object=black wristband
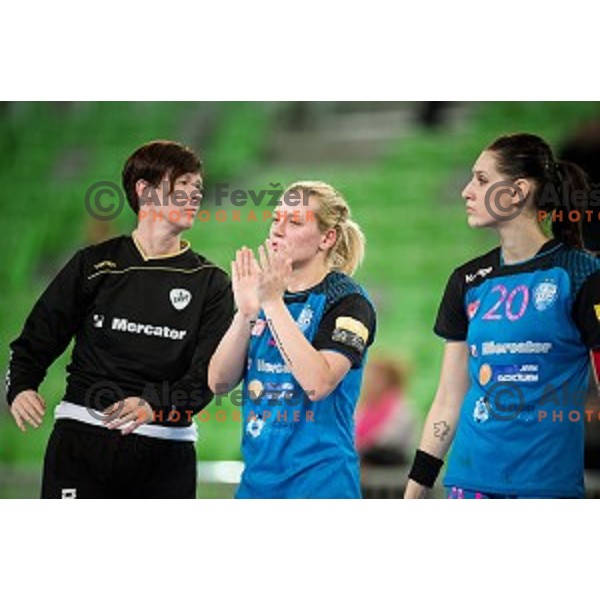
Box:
[408,449,444,488]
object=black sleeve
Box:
[6,250,89,406]
[141,270,235,415]
[573,269,600,350]
[312,294,376,369]
[433,268,468,341]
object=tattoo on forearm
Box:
[433,420,450,441]
[266,318,294,367]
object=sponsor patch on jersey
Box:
[256,359,291,374]
[473,397,490,423]
[112,317,187,340]
[479,363,493,386]
[263,381,296,403]
[332,316,369,354]
[169,288,192,311]
[297,306,314,332]
[481,340,552,355]
[533,280,558,311]
[467,300,481,320]
[335,317,368,341]
[595,303,600,322]
[247,379,264,401]
[246,414,265,438]
[494,363,539,383]
[61,488,77,499]
[251,319,267,336]
[479,362,539,385]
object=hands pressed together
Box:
[231,241,292,318]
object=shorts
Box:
[41,419,197,499]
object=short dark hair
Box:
[122,140,202,214]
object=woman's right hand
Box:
[232,247,261,318]
[10,390,46,432]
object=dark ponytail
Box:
[551,160,589,249]
[488,133,591,249]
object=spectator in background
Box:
[355,355,417,466]
[418,102,450,130]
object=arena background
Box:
[1,101,598,498]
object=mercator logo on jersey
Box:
[111,317,187,340]
[481,340,552,355]
[170,288,192,311]
[257,359,291,374]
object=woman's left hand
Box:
[103,397,154,435]
[257,241,292,308]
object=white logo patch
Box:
[473,398,489,424]
[170,288,192,311]
[297,306,314,332]
[246,415,265,439]
[61,488,77,499]
[93,314,104,328]
[251,319,266,337]
[533,280,558,311]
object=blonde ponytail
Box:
[282,181,365,275]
